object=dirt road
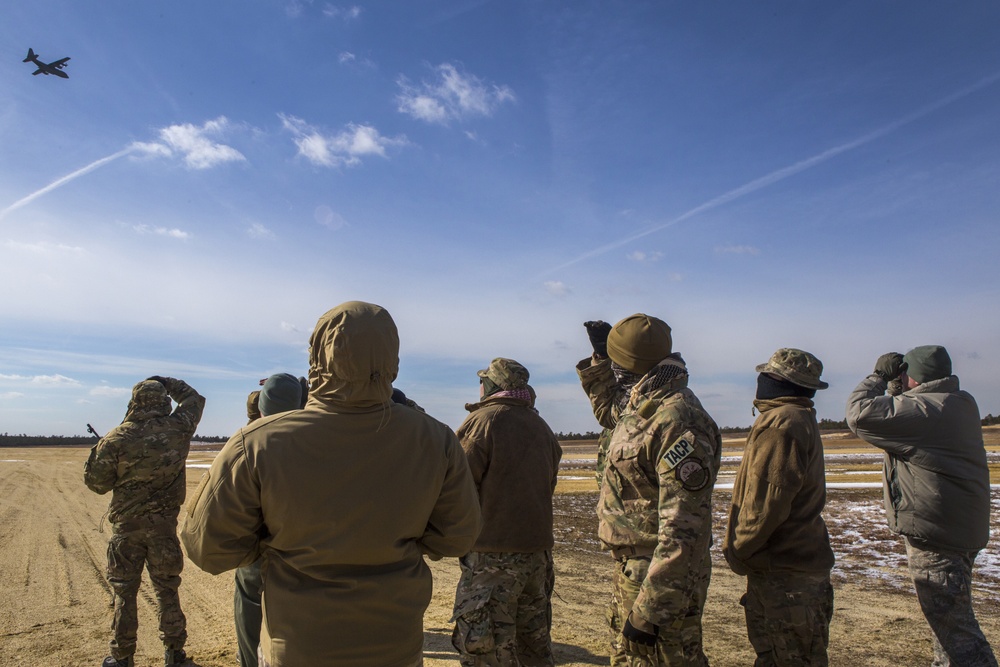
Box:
[1,446,997,666]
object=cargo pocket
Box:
[450,586,496,655]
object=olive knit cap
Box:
[259,373,303,416]
[606,314,673,375]
[902,345,952,384]
[755,348,829,390]
[477,357,529,390]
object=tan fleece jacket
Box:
[724,397,834,576]
[458,394,562,552]
[181,302,481,667]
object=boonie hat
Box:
[477,358,529,390]
[902,345,952,384]
[756,348,829,390]
[606,314,672,375]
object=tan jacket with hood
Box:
[181,302,482,667]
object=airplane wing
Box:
[51,57,70,69]
[32,69,43,76]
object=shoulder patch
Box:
[661,436,695,470]
[675,458,710,491]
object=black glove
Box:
[584,320,612,358]
[873,353,906,382]
[622,614,658,657]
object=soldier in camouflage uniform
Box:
[452,358,563,667]
[723,348,834,666]
[85,376,205,667]
[577,315,721,666]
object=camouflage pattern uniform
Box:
[452,551,555,667]
[452,358,562,667]
[580,353,722,666]
[905,541,998,667]
[85,377,205,663]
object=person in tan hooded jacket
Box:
[181,301,482,667]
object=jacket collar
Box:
[906,375,959,395]
[753,396,815,413]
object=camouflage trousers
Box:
[741,572,833,666]
[235,559,263,667]
[106,520,186,660]
[451,551,555,667]
[905,539,998,667]
[608,554,711,666]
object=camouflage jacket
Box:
[580,356,722,627]
[84,377,205,526]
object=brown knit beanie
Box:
[606,314,672,375]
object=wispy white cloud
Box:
[715,244,760,255]
[4,240,85,255]
[280,321,301,333]
[338,51,376,69]
[137,117,246,170]
[544,280,570,297]
[0,392,24,399]
[89,385,130,398]
[285,1,305,18]
[133,224,190,240]
[627,250,664,262]
[323,4,361,19]
[280,114,407,167]
[247,222,275,240]
[314,205,348,230]
[396,63,516,125]
[0,373,81,387]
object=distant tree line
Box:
[4,414,999,447]
[554,431,602,440]
[0,433,229,447]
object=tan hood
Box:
[306,301,398,411]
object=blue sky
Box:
[3,1,999,438]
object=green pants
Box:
[106,522,186,660]
[235,559,263,667]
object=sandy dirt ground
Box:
[2,438,999,667]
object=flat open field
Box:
[2,429,999,666]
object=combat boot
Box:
[164,648,187,665]
[101,657,134,667]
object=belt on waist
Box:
[611,545,655,560]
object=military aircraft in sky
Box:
[23,48,70,78]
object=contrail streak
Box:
[542,71,1000,277]
[0,147,136,220]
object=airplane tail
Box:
[23,48,35,63]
